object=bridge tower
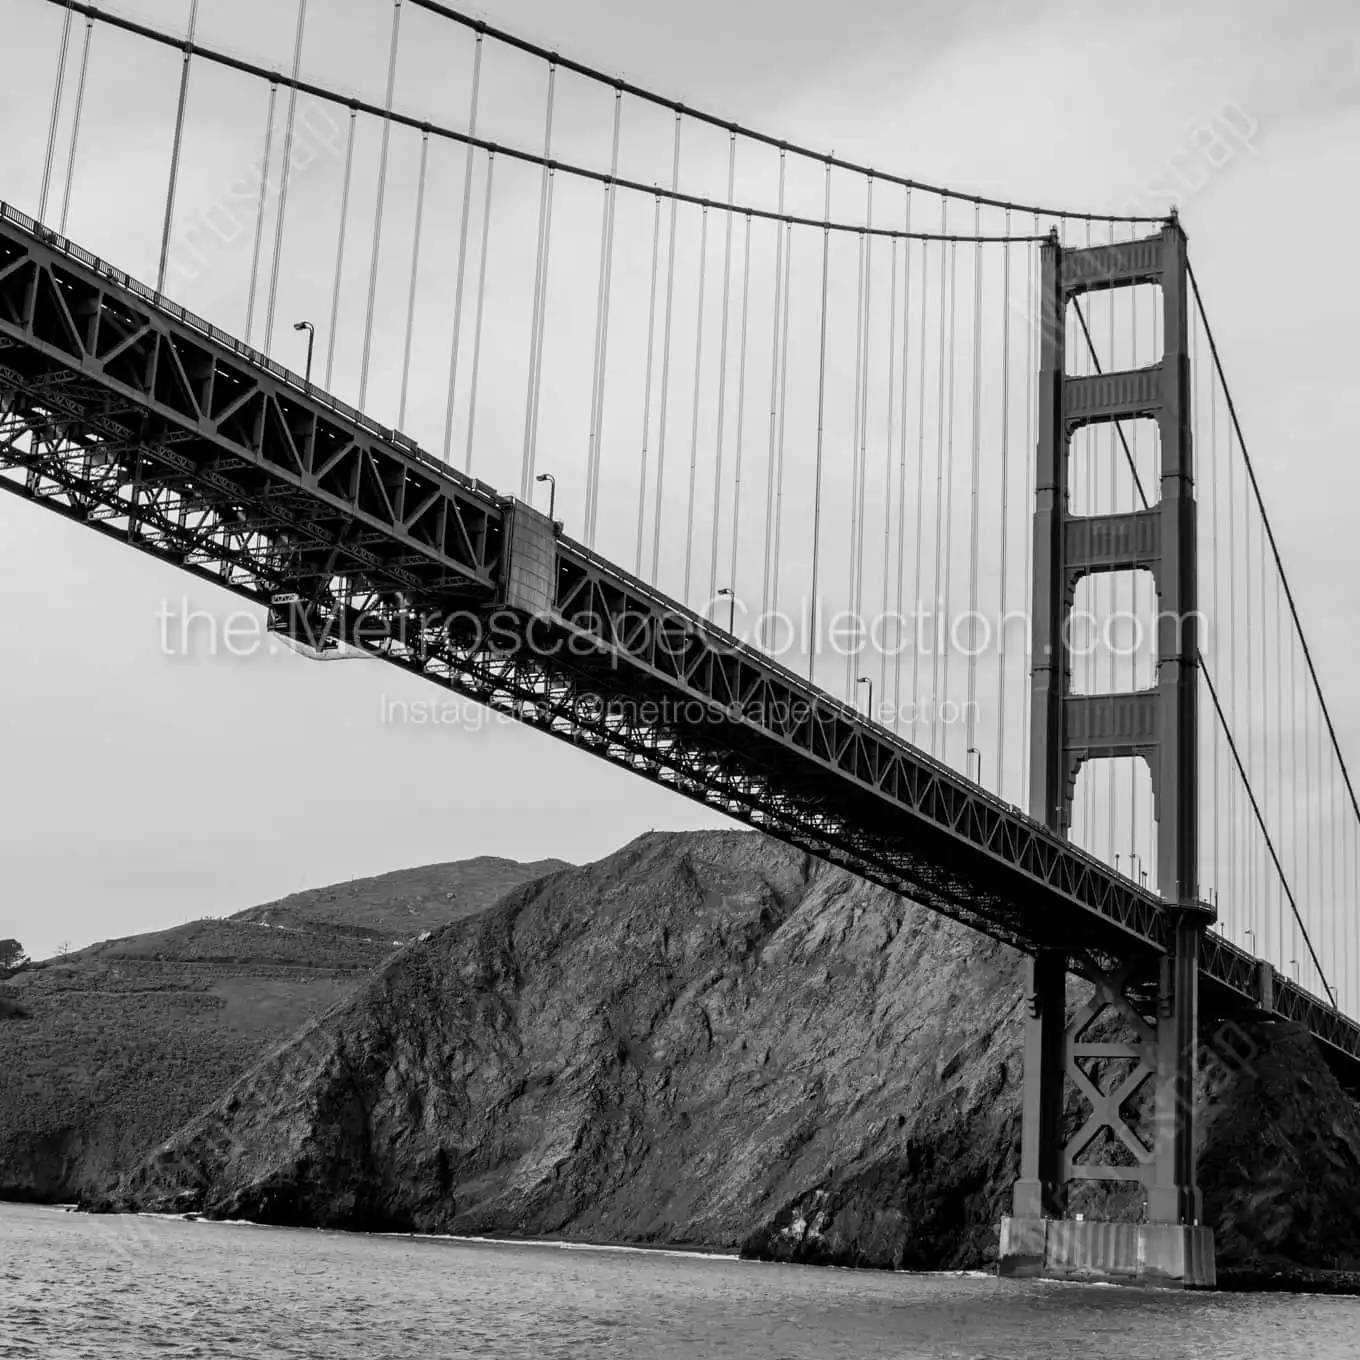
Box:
[997,220,1217,1287]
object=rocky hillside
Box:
[0,856,564,1204]
[108,830,1360,1272]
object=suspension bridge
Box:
[2,0,1357,1288]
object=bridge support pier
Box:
[997,220,1215,1289]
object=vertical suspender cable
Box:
[358,0,404,412]
[39,1,75,225]
[844,224,867,700]
[995,213,1011,791]
[1130,249,1141,869]
[1203,312,1220,910]
[444,32,484,462]
[464,150,496,469]
[1106,224,1117,862]
[398,127,431,428]
[1226,362,1238,935]
[768,215,794,639]
[525,151,558,495]
[1245,498,1257,937]
[910,232,932,737]
[759,148,787,646]
[585,88,623,542]
[682,203,711,602]
[245,80,280,345]
[263,0,309,357]
[58,17,93,235]
[1022,215,1037,789]
[635,186,664,573]
[892,190,913,732]
[965,205,983,770]
[852,181,874,700]
[727,213,753,628]
[878,216,899,717]
[807,161,832,684]
[443,30,481,462]
[324,105,359,390]
[649,112,684,579]
[1275,563,1284,963]
[156,0,200,292]
[707,132,738,601]
[937,234,959,765]
[928,200,950,754]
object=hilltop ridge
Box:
[0,854,566,1203]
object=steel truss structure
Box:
[1,202,1357,1091]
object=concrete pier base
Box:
[997,1217,1216,1289]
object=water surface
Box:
[3,1202,1357,1358]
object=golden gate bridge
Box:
[2,0,1357,1287]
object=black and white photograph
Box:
[1,0,1358,1355]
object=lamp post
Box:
[857,675,873,722]
[535,471,556,523]
[293,320,315,383]
[966,745,981,784]
[717,586,736,634]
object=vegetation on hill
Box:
[0,857,564,1203]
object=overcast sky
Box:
[1,0,1357,962]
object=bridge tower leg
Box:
[996,221,1216,1288]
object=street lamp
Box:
[293,320,315,383]
[857,675,873,722]
[717,586,736,634]
[966,745,981,784]
[535,471,556,522]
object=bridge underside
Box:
[1,205,1359,1106]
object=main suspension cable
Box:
[1188,261,1360,849]
[399,0,1165,222]
[39,3,1054,246]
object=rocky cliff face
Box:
[0,856,560,1204]
[109,830,1360,1272]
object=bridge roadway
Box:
[1,200,1357,1086]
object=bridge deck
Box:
[1,200,1356,1085]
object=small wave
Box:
[425,1233,743,1262]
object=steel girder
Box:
[2,202,1359,1083]
[0,205,502,612]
